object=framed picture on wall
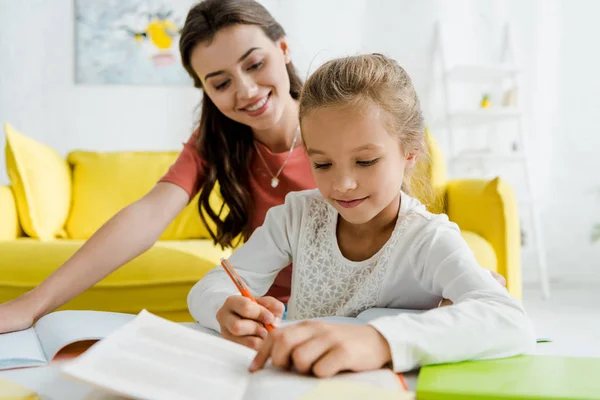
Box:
[74,0,196,85]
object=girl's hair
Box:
[179,0,303,248]
[298,53,434,207]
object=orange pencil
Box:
[220,258,276,332]
[397,373,408,391]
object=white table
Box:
[2,336,560,399]
[1,363,102,400]
[0,363,418,400]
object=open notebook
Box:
[0,310,136,370]
[61,310,406,400]
[0,307,423,371]
[1,306,549,373]
[282,307,424,327]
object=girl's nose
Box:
[332,173,357,194]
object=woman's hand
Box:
[217,295,284,350]
[0,292,40,333]
[249,321,392,378]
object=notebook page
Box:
[281,315,363,327]
[356,308,424,322]
[62,310,256,400]
[244,368,403,400]
[35,310,136,362]
[179,322,222,337]
[0,328,46,370]
[299,380,412,400]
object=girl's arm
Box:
[369,219,536,372]
[188,192,303,332]
[0,182,190,333]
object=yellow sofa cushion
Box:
[4,123,71,240]
[461,231,497,273]
[65,151,213,240]
[0,185,20,240]
[0,238,230,321]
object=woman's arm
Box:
[369,218,536,372]
[0,182,190,333]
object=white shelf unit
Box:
[445,64,520,82]
[451,152,527,163]
[436,108,522,128]
[431,21,551,299]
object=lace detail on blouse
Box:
[290,198,413,320]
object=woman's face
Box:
[190,24,293,132]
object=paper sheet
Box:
[298,380,413,400]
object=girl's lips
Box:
[336,197,367,209]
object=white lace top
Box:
[188,190,535,372]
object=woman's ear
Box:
[278,37,291,64]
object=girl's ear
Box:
[405,152,418,169]
[277,37,292,64]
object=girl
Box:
[188,54,535,376]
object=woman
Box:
[0,0,312,333]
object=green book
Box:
[416,355,600,400]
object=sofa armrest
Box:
[445,177,522,299]
[0,185,21,240]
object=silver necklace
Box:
[253,127,300,188]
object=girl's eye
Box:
[215,80,230,90]
[357,158,379,167]
[248,61,263,71]
[313,162,331,170]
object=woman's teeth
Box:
[245,96,268,111]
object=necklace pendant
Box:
[271,177,279,188]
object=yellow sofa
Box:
[0,124,231,321]
[425,135,522,299]
[0,124,522,323]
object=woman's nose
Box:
[237,74,258,100]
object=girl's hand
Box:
[249,321,392,378]
[216,295,284,350]
[490,270,507,287]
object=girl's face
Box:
[302,103,417,226]
[190,24,293,132]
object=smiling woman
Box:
[0,0,316,334]
[178,7,309,246]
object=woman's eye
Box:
[313,162,331,169]
[215,80,230,90]
[248,61,263,71]
[357,158,379,167]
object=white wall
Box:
[0,0,199,187]
[539,0,600,282]
[1,0,598,282]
